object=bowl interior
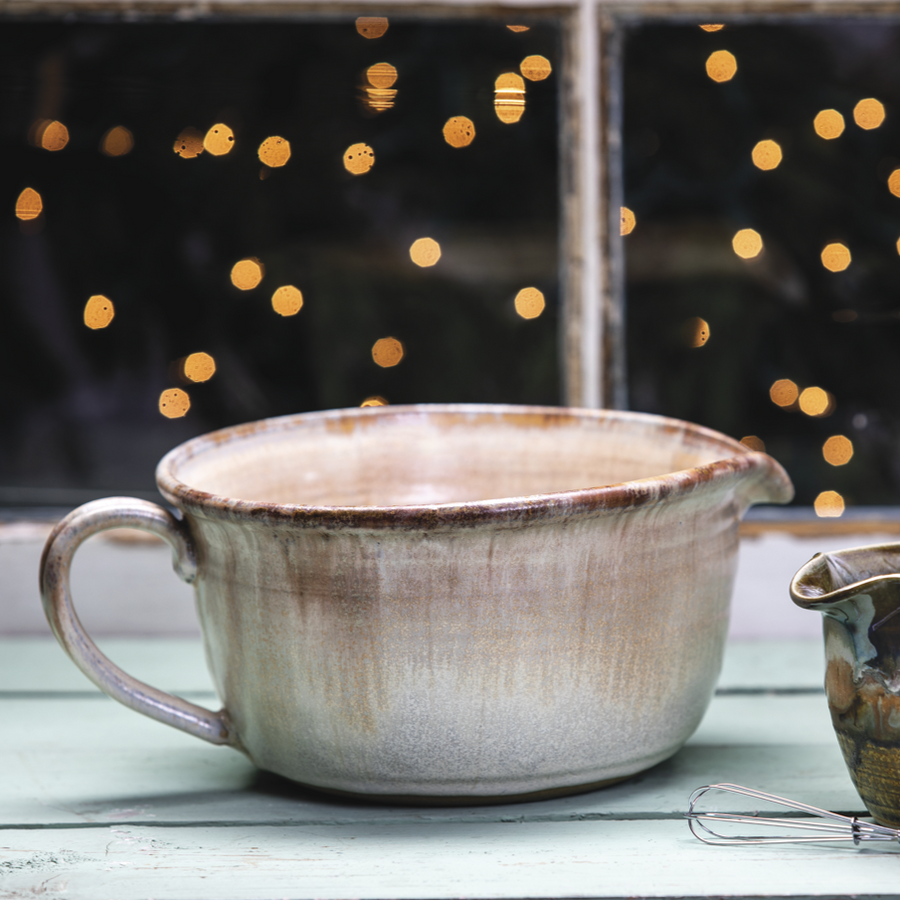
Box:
[165,405,747,508]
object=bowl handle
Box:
[39,497,234,747]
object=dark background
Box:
[5,18,900,508]
[624,22,900,506]
[0,18,560,500]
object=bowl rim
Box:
[156,403,791,530]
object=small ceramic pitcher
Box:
[791,543,900,826]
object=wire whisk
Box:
[686,783,900,846]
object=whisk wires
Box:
[686,783,900,846]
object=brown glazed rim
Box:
[155,403,794,531]
[790,541,900,609]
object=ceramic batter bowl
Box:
[41,404,793,803]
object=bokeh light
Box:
[363,64,398,112]
[853,98,885,130]
[410,237,441,267]
[751,139,782,171]
[740,435,766,452]
[732,228,763,259]
[361,396,388,406]
[507,25,530,32]
[343,143,375,175]
[15,187,42,221]
[799,386,832,417]
[100,126,134,157]
[356,17,388,38]
[372,337,404,368]
[699,24,725,31]
[231,258,265,290]
[705,51,737,83]
[367,62,397,88]
[443,116,476,148]
[823,435,854,466]
[159,388,190,419]
[821,242,851,272]
[204,124,235,156]
[683,316,710,347]
[814,490,845,518]
[814,109,845,140]
[83,295,115,330]
[495,72,526,124]
[889,169,900,198]
[514,287,545,319]
[271,285,304,317]
[258,136,291,168]
[620,207,637,236]
[39,120,69,151]
[770,379,799,407]
[184,352,216,383]
[520,55,552,82]
[173,127,204,158]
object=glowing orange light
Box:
[751,139,782,171]
[372,337,404,368]
[520,55,552,82]
[184,352,216,383]
[231,258,265,291]
[514,287,545,319]
[732,228,763,259]
[495,72,526,124]
[361,396,388,407]
[507,24,530,32]
[799,387,831,417]
[258,136,291,168]
[271,285,304,317]
[706,51,737,83]
[343,143,375,175]
[699,24,725,31]
[15,188,42,221]
[443,116,476,148]
[821,242,851,272]
[620,207,636,236]
[853,98,885,130]
[362,64,398,113]
[83,295,115,330]
[410,237,441,267]
[100,126,134,157]
[740,435,766,452]
[683,317,710,348]
[367,63,397,88]
[814,490,845,518]
[204,124,235,156]
[889,169,900,198]
[159,388,190,419]
[356,17,388,38]
[814,109,845,140]
[39,120,69,151]
[174,127,204,159]
[769,379,799,408]
[823,435,854,466]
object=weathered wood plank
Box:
[0,693,860,827]
[1,818,897,900]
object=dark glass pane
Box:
[0,19,559,499]
[625,23,900,507]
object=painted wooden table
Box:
[2,637,898,899]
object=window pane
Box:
[625,22,900,506]
[1,19,559,499]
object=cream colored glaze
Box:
[42,404,793,803]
